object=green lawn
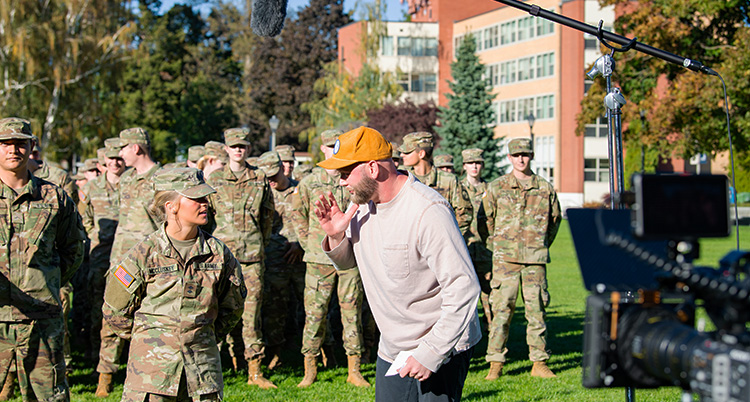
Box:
[13,222,750,401]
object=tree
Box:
[577,0,750,172]
[0,0,134,162]
[246,0,352,152]
[301,62,402,162]
[366,99,438,144]
[434,33,502,180]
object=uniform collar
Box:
[156,223,217,264]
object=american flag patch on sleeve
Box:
[114,265,134,288]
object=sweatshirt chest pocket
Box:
[380,244,410,279]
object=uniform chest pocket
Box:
[380,244,410,279]
[28,204,57,245]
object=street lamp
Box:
[526,112,535,146]
[269,115,280,151]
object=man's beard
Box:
[351,174,378,204]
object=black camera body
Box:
[571,174,750,401]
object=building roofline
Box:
[453,4,508,24]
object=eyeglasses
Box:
[510,153,532,158]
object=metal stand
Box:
[586,22,634,210]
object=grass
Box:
[9,222,749,401]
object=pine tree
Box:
[435,33,502,180]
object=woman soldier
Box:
[102,167,246,401]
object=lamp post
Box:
[526,112,535,146]
[269,115,280,151]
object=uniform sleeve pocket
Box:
[380,244,410,279]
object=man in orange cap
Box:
[314,126,481,402]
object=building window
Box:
[535,94,554,119]
[518,56,533,81]
[536,52,555,78]
[475,30,483,51]
[397,37,411,56]
[500,20,516,45]
[485,64,499,87]
[533,135,555,184]
[381,36,394,56]
[397,72,409,91]
[500,60,516,84]
[490,101,499,127]
[410,73,437,92]
[584,158,609,182]
[517,98,534,122]
[584,79,594,95]
[536,16,554,36]
[584,116,608,137]
[483,26,498,50]
[499,100,516,123]
[425,38,438,56]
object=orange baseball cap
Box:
[317,126,393,170]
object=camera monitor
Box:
[568,208,669,291]
[632,174,730,239]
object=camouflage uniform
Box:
[207,158,274,363]
[461,149,493,321]
[30,160,78,370]
[0,117,86,402]
[98,128,162,376]
[257,153,305,351]
[399,133,473,240]
[102,224,245,400]
[482,165,561,364]
[81,168,121,356]
[291,166,364,358]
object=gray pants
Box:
[375,348,473,402]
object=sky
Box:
[161,0,409,22]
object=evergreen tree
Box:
[435,33,502,180]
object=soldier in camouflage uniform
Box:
[187,145,205,169]
[199,141,227,177]
[257,151,305,371]
[95,127,162,397]
[0,117,85,402]
[207,128,276,389]
[399,132,473,240]
[434,154,455,174]
[461,149,493,327]
[275,144,296,179]
[482,138,561,380]
[291,129,369,388]
[27,136,79,375]
[292,163,313,181]
[103,168,245,401]
[81,138,126,363]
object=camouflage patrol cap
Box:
[119,127,150,146]
[257,151,281,177]
[293,163,313,179]
[104,137,124,158]
[391,142,400,159]
[462,148,484,163]
[321,129,344,147]
[433,154,454,168]
[0,117,34,140]
[508,138,533,155]
[97,148,106,165]
[398,132,433,153]
[187,145,205,163]
[82,158,99,172]
[153,167,216,199]
[204,141,228,162]
[224,128,251,146]
[275,144,295,162]
[246,156,259,167]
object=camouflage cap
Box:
[462,148,485,163]
[204,141,228,162]
[391,142,400,159]
[0,117,34,140]
[508,138,533,155]
[104,137,124,158]
[71,172,85,181]
[154,167,215,199]
[246,156,259,167]
[275,144,295,162]
[321,129,344,147]
[187,145,205,163]
[119,127,150,146]
[434,154,454,168]
[293,163,313,179]
[224,128,251,146]
[97,148,106,165]
[257,151,281,177]
[82,158,99,172]
[398,132,433,153]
